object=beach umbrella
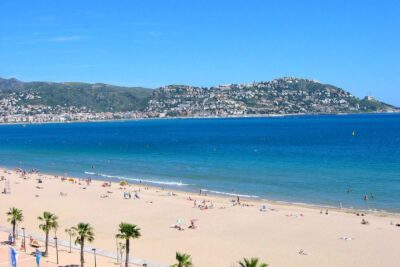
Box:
[176,219,185,225]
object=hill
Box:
[147,77,397,116]
[0,77,397,123]
[0,78,152,114]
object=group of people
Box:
[171,219,198,231]
[193,199,214,210]
[123,191,140,199]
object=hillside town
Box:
[147,77,389,117]
[0,90,150,123]
[0,77,397,124]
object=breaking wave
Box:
[84,171,189,186]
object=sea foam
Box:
[84,171,189,186]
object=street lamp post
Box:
[54,237,59,264]
[65,228,72,253]
[92,248,97,267]
[21,227,26,252]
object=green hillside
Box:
[0,78,153,112]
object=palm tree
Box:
[65,227,75,253]
[116,222,141,267]
[171,252,193,267]
[238,257,268,267]
[38,211,59,257]
[72,223,95,267]
[6,207,23,244]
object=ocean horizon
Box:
[0,113,399,212]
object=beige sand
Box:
[0,168,399,267]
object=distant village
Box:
[147,77,365,117]
[0,92,151,124]
[0,77,396,124]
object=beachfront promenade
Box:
[0,226,167,267]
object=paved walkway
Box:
[0,226,167,267]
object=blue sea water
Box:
[0,114,399,212]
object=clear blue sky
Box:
[1,0,399,106]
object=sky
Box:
[0,0,399,106]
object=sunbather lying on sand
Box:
[170,224,184,231]
[299,249,309,255]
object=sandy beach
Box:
[1,167,399,267]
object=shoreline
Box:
[3,165,400,218]
[0,110,399,126]
[1,166,400,266]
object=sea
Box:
[0,113,399,212]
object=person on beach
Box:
[361,219,369,225]
[35,248,42,267]
[364,194,369,201]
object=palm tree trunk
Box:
[80,239,85,267]
[45,230,49,256]
[125,238,130,267]
[12,222,16,245]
